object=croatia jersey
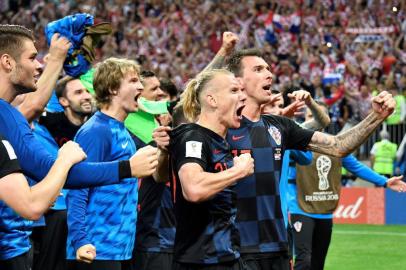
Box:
[66,111,138,260]
[132,135,176,253]
[170,123,240,264]
[0,99,124,260]
[227,115,314,254]
[0,135,32,260]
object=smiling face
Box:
[9,39,41,94]
[114,71,144,114]
[60,79,93,116]
[240,56,274,106]
[209,73,246,129]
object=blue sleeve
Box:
[0,103,122,188]
[290,150,313,166]
[342,154,387,186]
[66,188,90,250]
[67,124,112,251]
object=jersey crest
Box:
[268,126,281,145]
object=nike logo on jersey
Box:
[231,135,244,141]
[121,141,129,149]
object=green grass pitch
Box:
[324,224,406,270]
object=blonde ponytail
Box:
[180,69,234,122]
[181,79,200,122]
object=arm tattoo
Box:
[203,54,226,72]
[307,112,381,157]
[305,99,330,130]
[302,119,322,131]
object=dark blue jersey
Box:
[132,134,176,253]
[170,123,239,264]
[227,115,314,254]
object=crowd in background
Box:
[1,0,406,168]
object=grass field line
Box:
[334,229,406,237]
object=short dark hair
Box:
[140,70,156,79]
[0,24,34,60]
[159,78,178,98]
[172,105,189,127]
[226,48,263,76]
[55,76,75,99]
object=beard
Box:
[10,64,37,94]
[70,103,93,117]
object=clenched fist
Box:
[371,91,396,119]
[130,145,159,178]
[152,126,171,150]
[233,153,254,179]
[76,244,96,263]
[221,31,239,54]
[58,141,87,166]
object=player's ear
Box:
[205,93,217,108]
[0,54,15,72]
[58,97,69,107]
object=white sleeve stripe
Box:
[2,140,17,160]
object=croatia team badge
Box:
[294,221,302,232]
[268,126,281,145]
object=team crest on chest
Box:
[293,221,302,232]
[268,126,281,145]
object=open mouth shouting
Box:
[134,92,142,108]
[236,104,245,120]
[262,84,272,92]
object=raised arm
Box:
[288,90,331,130]
[202,31,239,72]
[18,34,71,122]
[306,91,396,157]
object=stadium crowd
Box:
[1,0,405,148]
[0,1,406,270]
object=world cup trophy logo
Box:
[316,155,331,191]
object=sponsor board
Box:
[333,187,385,225]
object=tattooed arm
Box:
[288,90,330,131]
[306,91,396,157]
[202,32,238,72]
[302,98,330,130]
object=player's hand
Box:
[58,141,87,166]
[76,244,96,263]
[371,91,396,119]
[386,175,406,193]
[288,90,312,106]
[268,92,283,106]
[47,33,71,62]
[233,153,254,178]
[157,113,172,126]
[221,31,239,55]
[130,145,159,178]
[281,100,306,118]
[152,126,171,151]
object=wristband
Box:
[119,160,132,179]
